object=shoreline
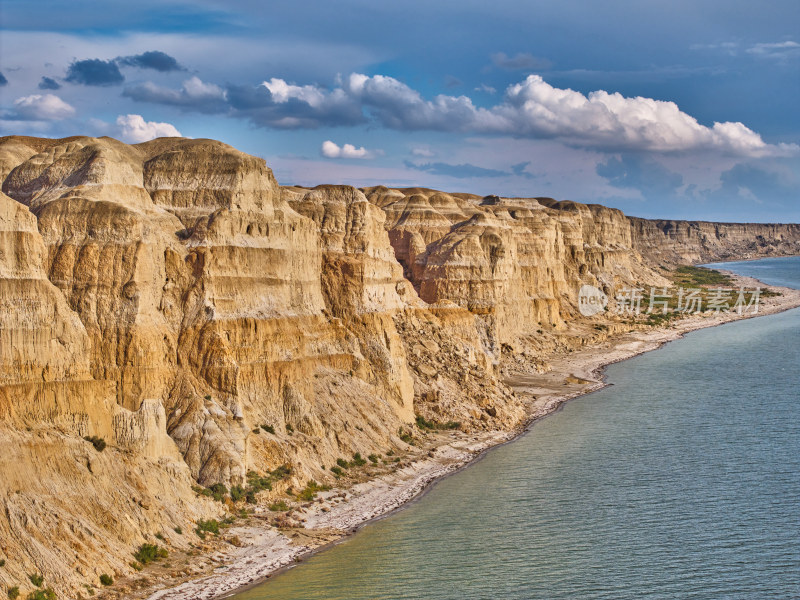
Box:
[142,271,800,600]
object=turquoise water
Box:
[237,256,800,600]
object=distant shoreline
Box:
[142,270,800,600]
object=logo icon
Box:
[578,284,608,316]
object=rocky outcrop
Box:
[0,135,798,598]
[630,218,800,264]
[362,189,669,355]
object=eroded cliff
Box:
[0,135,798,598]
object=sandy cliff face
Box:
[630,218,800,264]
[363,188,669,355]
[0,135,798,598]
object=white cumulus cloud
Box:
[13,94,75,120]
[493,75,794,156]
[118,70,797,158]
[320,140,377,159]
[116,114,182,143]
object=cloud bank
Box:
[126,73,796,158]
[64,51,184,86]
[123,77,227,113]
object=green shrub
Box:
[330,466,344,477]
[246,472,272,491]
[195,519,220,537]
[192,485,212,498]
[24,589,54,600]
[260,424,275,434]
[415,415,435,430]
[398,428,414,445]
[99,574,113,586]
[243,471,272,503]
[28,574,43,588]
[0,559,5,567]
[7,587,19,600]
[207,483,228,502]
[191,482,229,502]
[368,454,380,463]
[252,428,260,434]
[336,458,349,469]
[154,533,164,541]
[415,416,460,431]
[83,436,106,452]
[230,485,245,502]
[129,562,143,572]
[350,453,367,467]
[270,465,292,479]
[268,500,289,512]
[296,480,330,501]
[133,543,167,565]
[173,526,182,535]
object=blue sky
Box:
[1,0,798,221]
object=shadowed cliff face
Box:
[0,135,798,598]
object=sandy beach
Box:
[137,272,800,600]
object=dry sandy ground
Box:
[137,273,800,600]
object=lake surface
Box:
[237,256,800,600]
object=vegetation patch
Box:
[7,588,19,600]
[296,480,331,501]
[229,485,245,502]
[672,265,733,287]
[24,590,55,600]
[268,500,290,512]
[99,574,113,586]
[194,519,220,539]
[398,428,415,445]
[133,543,168,565]
[271,465,292,479]
[415,415,460,431]
[350,453,367,467]
[83,436,106,452]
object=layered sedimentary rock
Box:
[630,217,800,264]
[363,188,669,354]
[0,135,798,598]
